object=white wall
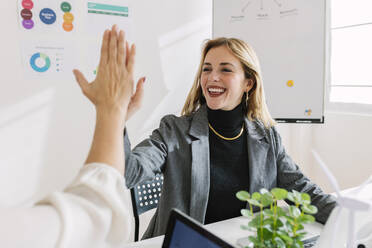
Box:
[277,111,372,194]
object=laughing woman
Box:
[124,37,336,239]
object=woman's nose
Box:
[209,71,220,81]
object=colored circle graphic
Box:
[287,80,294,87]
[39,8,57,25]
[63,12,74,22]
[30,53,51,72]
[22,0,34,9]
[22,19,34,29]
[63,22,73,32]
[61,2,72,12]
[21,9,33,19]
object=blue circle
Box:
[39,8,56,24]
[30,53,51,72]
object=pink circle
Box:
[22,0,34,10]
[22,19,34,29]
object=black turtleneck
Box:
[204,103,249,224]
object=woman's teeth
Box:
[208,88,225,93]
[207,87,226,97]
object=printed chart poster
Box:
[85,0,132,39]
[18,0,77,33]
[83,0,132,81]
[21,41,76,80]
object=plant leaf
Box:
[286,219,294,229]
[274,237,286,248]
[287,192,295,203]
[262,227,273,240]
[260,188,269,194]
[252,192,262,201]
[276,218,284,228]
[236,191,251,201]
[248,236,260,246]
[292,190,302,204]
[263,209,274,217]
[277,231,293,244]
[263,218,273,227]
[271,188,288,200]
[289,206,301,218]
[292,240,302,248]
[241,209,253,218]
[261,193,274,207]
[301,205,318,214]
[247,199,262,207]
[277,207,287,217]
[240,224,250,230]
[248,215,261,228]
[301,193,311,205]
[299,214,315,223]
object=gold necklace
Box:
[208,123,244,141]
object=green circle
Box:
[61,2,71,12]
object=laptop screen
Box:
[162,209,234,248]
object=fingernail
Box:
[143,77,146,83]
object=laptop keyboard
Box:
[303,235,319,248]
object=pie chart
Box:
[30,53,51,72]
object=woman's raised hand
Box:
[73,25,145,124]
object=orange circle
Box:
[287,80,294,87]
[305,109,312,116]
[63,12,74,23]
[63,22,73,32]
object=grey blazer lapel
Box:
[188,105,210,222]
[245,119,270,195]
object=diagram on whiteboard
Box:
[214,0,326,122]
[21,41,76,80]
[18,0,76,33]
[230,0,298,22]
[17,0,132,82]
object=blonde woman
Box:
[124,38,336,239]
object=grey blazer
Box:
[124,105,336,239]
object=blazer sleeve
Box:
[124,116,171,189]
[271,127,336,224]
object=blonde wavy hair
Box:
[181,37,276,128]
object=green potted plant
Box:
[236,188,318,248]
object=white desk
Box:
[123,216,323,248]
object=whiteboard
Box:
[213,0,327,123]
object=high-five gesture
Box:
[72,25,145,172]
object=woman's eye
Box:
[202,68,211,72]
[222,68,232,72]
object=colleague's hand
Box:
[73,25,141,122]
[126,76,145,121]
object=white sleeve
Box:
[0,163,132,248]
[39,163,133,248]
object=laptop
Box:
[162,209,235,248]
[162,208,319,248]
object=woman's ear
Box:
[245,78,254,92]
